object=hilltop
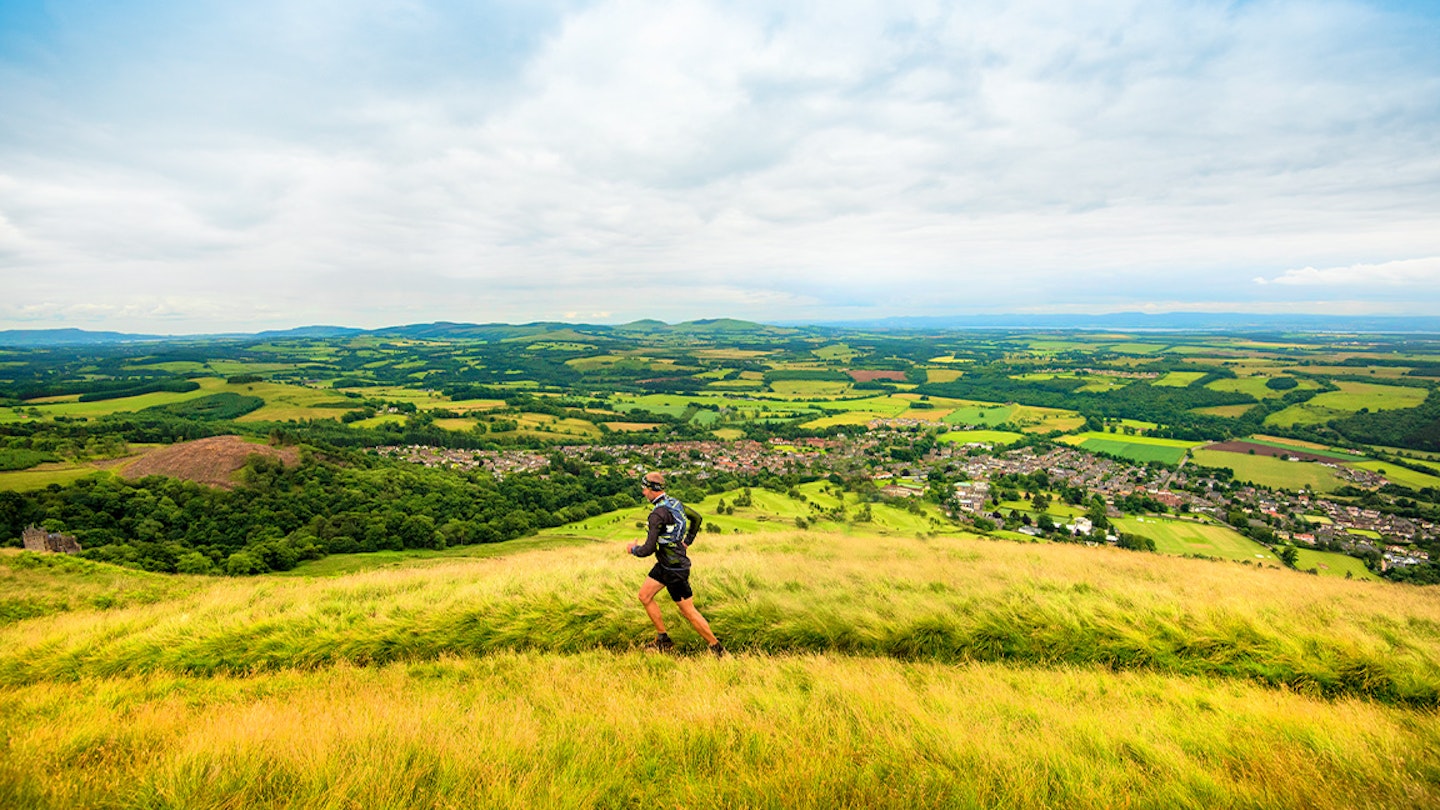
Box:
[1,526,1438,807]
[120,435,300,489]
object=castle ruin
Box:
[21,526,82,554]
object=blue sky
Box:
[2,0,1438,331]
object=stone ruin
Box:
[21,526,82,554]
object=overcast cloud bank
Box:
[2,0,1438,331]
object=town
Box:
[378,427,1435,573]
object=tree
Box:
[1278,546,1299,569]
[1031,492,1050,513]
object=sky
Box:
[2,0,1439,333]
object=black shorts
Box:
[647,563,693,602]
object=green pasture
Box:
[936,429,1026,446]
[1207,376,1319,399]
[1152,371,1207,387]
[768,380,852,397]
[1,380,223,422]
[1102,342,1170,354]
[1112,516,1278,564]
[230,381,357,422]
[0,466,108,492]
[1346,528,1383,540]
[490,414,602,440]
[1059,432,1202,464]
[350,414,406,429]
[996,500,1085,521]
[122,361,211,373]
[1352,461,1440,490]
[1191,404,1258,418]
[1078,439,1188,464]
[1286,364,1416,380]
[1266,381,1428,428]
[539,483,967,543]
[811,343,858,362]
[432,417,481,432]
[1291,548,1382,581]
[1190,449,1345,493]
[942,404,1016,427]
[1366,446,1440,463]
[1077,377,1128,393]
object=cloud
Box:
[1256,257,1440,287]
[2,0,1439,330]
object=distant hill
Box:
[9,312,1439,348]
[0,327,169,346]
[0,324,362,347]
[798,312,1440,332]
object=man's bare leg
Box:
[638,578,668,634]
[675,597,719,646]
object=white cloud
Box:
[1256,257,1440,287]
[2,0,1439,330]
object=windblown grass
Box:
[3,533,1439,708]
[3,654,1439,809]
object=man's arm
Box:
[628,506,666,557]
[683,505,702,546]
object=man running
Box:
[626,472,726,656]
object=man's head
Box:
[641,472,665,495]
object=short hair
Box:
[642,472,665,490]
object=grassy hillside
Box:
[2,532,1439,807]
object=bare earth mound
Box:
[122,435,299,489]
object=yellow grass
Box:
[3,654,1437,809]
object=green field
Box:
[1266,381,1429,427]
[1152,371,1206,387]
[936,429,1026,446]
[0,466,108,492]
[1192,404,1259,418]
[0,384,217,422]
[1207,376,1320,399]
[1112,516,1278,563]
[1292,548,1381,580]
[540,483,964,542]
[1190,449,1346,492]
[940,403,1016,426]
[1351,461,1440,491]
[767,380,852,396]
[1058,432,1203,464]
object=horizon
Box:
[3,1,1439,332]
[8,310,1440,343]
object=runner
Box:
[626,471,726,656]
